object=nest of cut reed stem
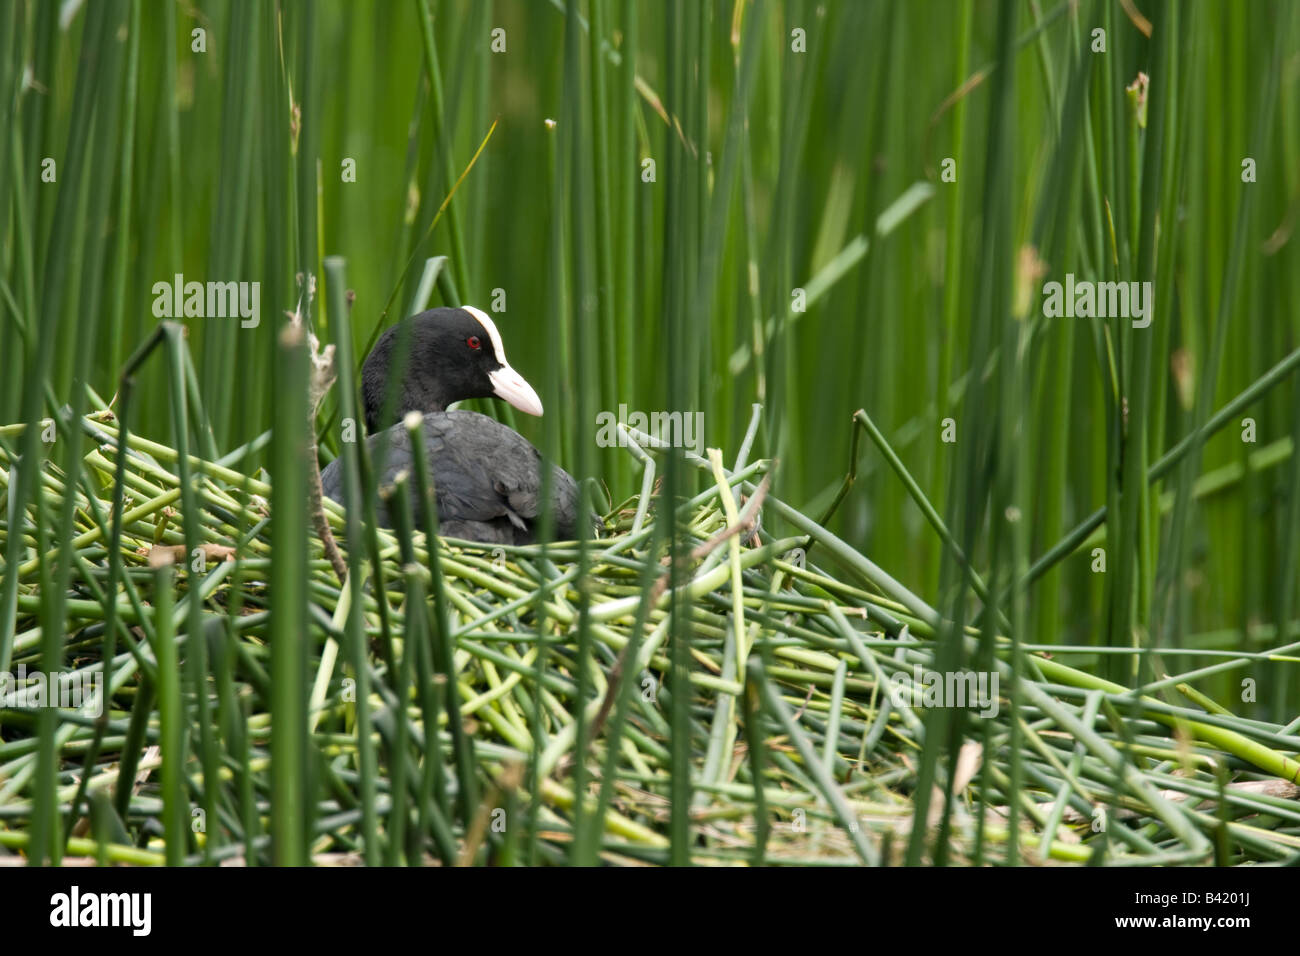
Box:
[0,409,1298,866]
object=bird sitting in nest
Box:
[320,306,584,545]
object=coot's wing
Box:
[320,456,342,501]
[317,411,580,543]
[318,446,395,527]
[421,411,580,542]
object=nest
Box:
[0,409,1298,866]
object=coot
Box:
[320,306,583,544]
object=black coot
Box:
[320,306,582,544]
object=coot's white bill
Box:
[489,364,544,417]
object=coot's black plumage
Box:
[320,306,581,544]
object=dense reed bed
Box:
[1,388,1297,864]
[2,0,1299,864]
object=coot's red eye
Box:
[467,335,481,350]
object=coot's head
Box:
[361,306,543,432]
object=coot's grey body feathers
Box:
[319,305,585,545]
[319,410,580,544]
